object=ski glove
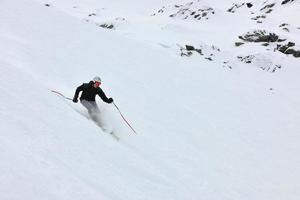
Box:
[108,98,113,104]
[73,98,78,103]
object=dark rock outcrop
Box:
[239,31,280,43]
[238,55,282,73]
[227,3,245,13]
[246,3,253,8]
[98,24,114,29]
[277,42,300,58]
[260,3,275,11]
[282,0,295,5]
[294,51,300,57]
[153,1,215,21]
[237,30,300,59]
[185,45,195,51]
[235,42,244,47]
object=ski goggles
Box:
[94,81,101,87]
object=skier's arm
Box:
[73,84,84,102]
[97,88,113,104]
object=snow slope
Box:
[1,0,300,199]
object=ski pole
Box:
[51,90,137,134]
[51,90,73,101]
[113,102,137,134]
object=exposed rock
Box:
[179,44,220,59]
[279,23,290,32]
[248,3,275,22]
[181,51,193,57]
[285,48,297,55]
[238,54,282,72]
[264,33,278,42]
[88,13,96,17]
[194,49,203,55]
[282,0,295,5]
[239,31,279,43]
[279,23,289,27]
[260,3,275,11]
[205,57,213,61]
[235,42,244,47]
[153,1,215,21]
[265,9,273,14]
[294,51,300,57]
[277,38,286,42]
[211,45,220,51]
[158,7,166,13]
[98,23,114,29]
[223,61,233,69]
[246,3,253,8]
[278,45,289,53]
[115,17,126,21]
[45,3,51,7]
[185,45,195,51]
[287,42,295,47]
[276,42,300,58]
[227,3,245,13]
[237,55,254,63]
[184,45,203,55]
[180,46,194,57]
[193,14,200,18]
[282,28,289,32]
[251,15,267,20]
[272,65,282,73]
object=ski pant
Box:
[80,100,112,133]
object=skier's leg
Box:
[81,100,100,121]
[80,100,94,116]
[89,102,113,133]
[81,100,112,133]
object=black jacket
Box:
[73,81,111,103]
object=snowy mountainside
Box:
[1,0,300,200]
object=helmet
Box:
[93,76,101,83]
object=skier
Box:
[73,76,114,132]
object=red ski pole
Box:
[51,90,73,101]
[51,90,137,134]
[113,102,137,134]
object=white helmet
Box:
[93,76,101,83]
